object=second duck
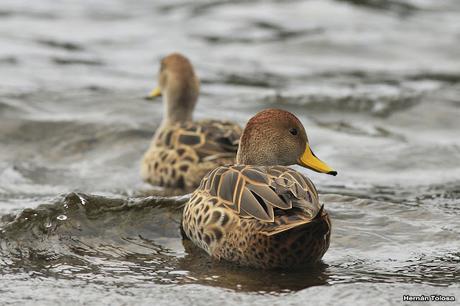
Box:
[141,53,242,189]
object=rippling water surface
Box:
[1,0,459,304]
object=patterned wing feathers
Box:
[156,120,241,162]
[246,184,291,210]
[201,165,319,224]
[259,205,326,236]
[194,120,241,160]
[196,165,325,238]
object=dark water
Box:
[1,0,460,304]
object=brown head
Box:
[236,109,337,175]
[147,53,200,123]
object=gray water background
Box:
[0,0,459,305]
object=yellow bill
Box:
[298,144,337,176]
[146,86,161,100]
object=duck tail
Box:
[314,204,324,220]
[259,205,328,237]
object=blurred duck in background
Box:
[141,53,242,189]
[182,109,337,269]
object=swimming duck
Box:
[141,53,242,189]
[182,108,337,269]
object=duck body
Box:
[182,165,331,268]
[141,119,242,188]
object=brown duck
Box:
[141,53,242,188]
[182,108,337,269]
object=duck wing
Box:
[199,165,323,233]
[193,120,242,161]
[153,120,241,160]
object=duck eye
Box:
[289,128,298,136]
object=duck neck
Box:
[162,89,197,125]
[236,139,278,166]
[236,149,277,166]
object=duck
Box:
[141,53,242,189]
[182,108,337,269]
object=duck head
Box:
[236,108,337,175]
[147,53,200,123]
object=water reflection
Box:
[178,239,329,292]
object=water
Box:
[1,0,459,304]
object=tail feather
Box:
[259,205,326,236]
[315,205,324,220]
